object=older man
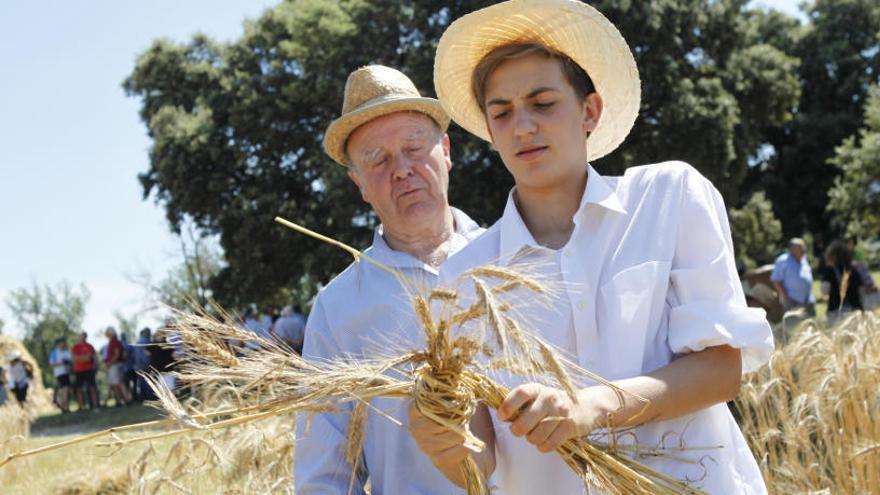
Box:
[771,238,816,315]
[294,65,486,494]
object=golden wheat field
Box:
[1,311,878,494]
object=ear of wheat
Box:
[0,217,711,495]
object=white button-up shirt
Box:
[441,162,773,495]
[295,207,485,495]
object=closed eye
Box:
[534,101,555,109]
[492,110,510,120]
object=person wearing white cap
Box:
[294,65,489,494]
[422,1,775,493]
[7,352,33,406]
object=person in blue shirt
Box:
[133,327,153,402]
[771,238,816,315]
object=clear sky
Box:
[0,0,807,343]
[0,1,279,342]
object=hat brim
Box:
[434,0,640,162]
[323,96,451,166]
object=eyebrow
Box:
[486,86,560,107]
[359,146,384,164]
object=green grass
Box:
[2,405,221,493]
[32,403,163,436]
[0,404,167,492]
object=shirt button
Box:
[576,299,587,310]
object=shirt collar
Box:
[369,207,481,271]
[499,164,626,262]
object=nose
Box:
[513,107,537,139]
[391,152,417,181]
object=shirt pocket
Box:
[597,260,672,379]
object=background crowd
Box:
[0,304,306,412]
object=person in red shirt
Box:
[104,327,132,406]
[71,331,99,410]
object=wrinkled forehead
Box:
[346,111,439,164]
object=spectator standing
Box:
[133,327,153,401]
[7,352,33,406]
[244,308,272,341]
[48,337,72,413]
[272,305,307,354]
[821,240,864,315]
[771,238,816,315]
[120,333,136,399]
[146,329,177,391]
[71,332,99,410]
[104,327,132,406]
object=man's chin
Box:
[398,199,444,220]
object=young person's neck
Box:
[383,206,456,268]
[514,170,588,250]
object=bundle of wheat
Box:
[736,311,880,493]
[0,218,710,495]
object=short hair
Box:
[472,42,596,114]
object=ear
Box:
[442,133,452,172]
[582,92,604,135]
[347,169,369,203]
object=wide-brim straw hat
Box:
[434,0,641,162]
[323,65,451,166]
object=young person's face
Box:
[483,53,602,190]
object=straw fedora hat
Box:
[434,0,641,162]
[323,65,451,166]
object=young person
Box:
[411,1,775,493]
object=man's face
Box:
[78,333,87,343]
[346,112,452,231]
[791,245,805,260]
[483,54,602,190]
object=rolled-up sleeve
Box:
[666,169,774,373]
[294,297,365,495]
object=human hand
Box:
[497,383,598,453]
[407,402,472,468]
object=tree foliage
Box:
[130,224,225,312]
[729,191,783,269]
[5,281,90,385]
[123,0,801,306]
[827,84,880,239]
[757,0,880,244]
